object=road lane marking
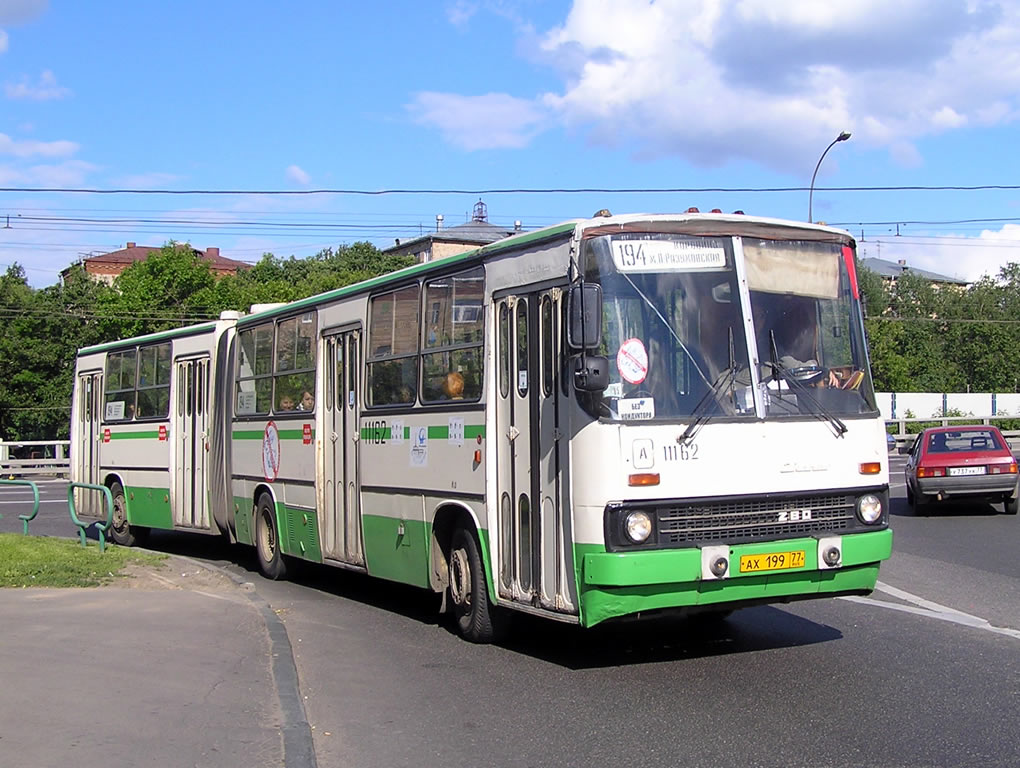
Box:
[840,581,1020,640]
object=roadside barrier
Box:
[0,478,40,535]
[67,482,113,552]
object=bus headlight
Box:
[624,511,653,544]
[857,494,883,524]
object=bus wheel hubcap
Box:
[261,515,275,557]
[450,548,471,606]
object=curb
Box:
[171,554,318,768]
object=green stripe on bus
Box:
[238,222,577,326]
[232,429,314,441]
[359,424,485,441]
[78,322,218,355]
[109,431,161,440]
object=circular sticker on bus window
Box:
[617,337,648,385]
[262,421,281,482]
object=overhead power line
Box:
[4,184,1020,195]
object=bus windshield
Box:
[744,238,877,419]
[580,231,877,422]
[581,232,751,421]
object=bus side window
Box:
[367,286,419,406]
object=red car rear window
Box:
[926,429,1004,453]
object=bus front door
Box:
[323,329,364,566]
[75,371,103,517]
[495,290,575,614]
[173,357,210,528]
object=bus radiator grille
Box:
[655,493,857,546]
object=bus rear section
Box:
[70,316,237,544]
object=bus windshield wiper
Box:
[765,336,847,438]
[678,328,737,446]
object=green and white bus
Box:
[71,314,240,542]
[71,210,892,642]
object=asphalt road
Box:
[2,466,1018,768]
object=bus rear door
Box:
[173,357,210,528]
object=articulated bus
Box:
[71,211,892,642]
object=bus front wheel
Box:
[448,527,504,643]
[255,495,287,580]
[108,481,148,547]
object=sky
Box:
[3,0,1020,288]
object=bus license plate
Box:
[739,550,806,573]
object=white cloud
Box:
[114,172,181,188]
[286,164,311,185]
[0,159,95,186]
[409,91,548,150]
[932,106,967,130]
[5,69,70,100]
[0,132,77,157]
[0,29,8,53]
[888,141,923,168]
[865,225,1020,283]
[420,1,1020,171]
[0,1,48,25]
[446,0,478,27]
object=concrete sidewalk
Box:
[0,556,313,768]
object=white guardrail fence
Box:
[3,390,1019,477]
[1,441,71,478]
[879,392,1020,453]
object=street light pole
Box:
[808,131,851,223]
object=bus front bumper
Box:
[577,528,892,628]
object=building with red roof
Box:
[60,242,248,285]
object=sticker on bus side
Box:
[619,397,655,420]
[411,426,428,467]
[263,421,281,481]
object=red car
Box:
[905,425,1019,514]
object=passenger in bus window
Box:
[442,372,464,400]
[299,390,315,411]
[279,394,295,411]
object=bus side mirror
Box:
[574,355,609,392]
[567,283,602,350]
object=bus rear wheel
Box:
[255,494,287,580]
[448,527,504,643]
[108,481,148,547]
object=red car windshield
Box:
[926,430,1004,454]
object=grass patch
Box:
[0,533,167,588]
